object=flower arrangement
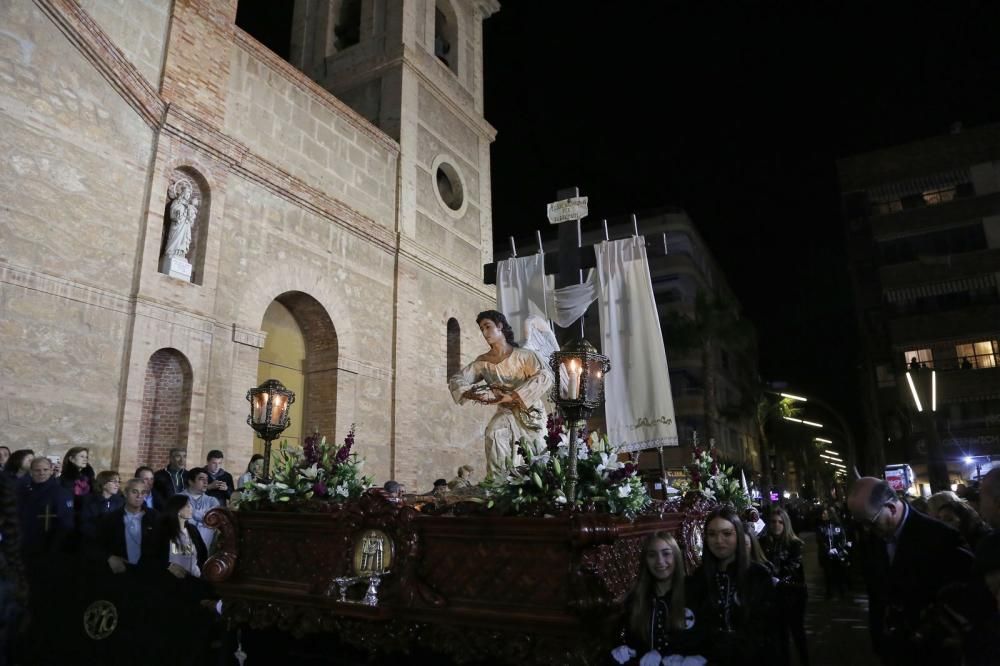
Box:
[237,424,373,509]
[482,415,651,518]
[683,439,750,511]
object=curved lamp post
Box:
[246,379,295,481]
[550,338,610,503]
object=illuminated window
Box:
[903,348,933,370]
[955,341,998,369]
[922,187,957,205]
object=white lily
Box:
[335,483,349,498]
[597,451,623,476]
[300,463,320,480]
[617,484,632,498]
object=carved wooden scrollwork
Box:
[203,507,239,583]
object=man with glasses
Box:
[848,477,973,666]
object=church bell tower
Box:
[289,0,500,275]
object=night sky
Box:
[482,0,1000,427]
[234,1,1000,433]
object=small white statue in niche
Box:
[160,176,200,281]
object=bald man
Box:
[979,468,1000,529]
[848,477,974,666]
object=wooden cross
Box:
[37,504,56,532]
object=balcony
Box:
[879,247,1000,290]
[938,365,1000,403]
[887,303,1000,345]
[871,191,1000,240]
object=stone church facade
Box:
[0,0,500,487]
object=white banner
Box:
[596,237,678,450]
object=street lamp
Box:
[550,338,610,503]
[904,370,948,492]
[246,378,295,481]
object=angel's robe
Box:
[449,348,554,477]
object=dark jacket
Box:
[760,534,805,589]
[153,467,186,506]
[615,591,702,663]
[16,477,74,555]
[79,492,125,540]
[816,520,848,564]
[859,505,974,665]
[95,507,166,575]
[59,462,95,497]
[205,468,235,506]
[685,561,777,666]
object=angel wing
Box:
[522,314,559,361]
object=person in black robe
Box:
[16,457,75,664]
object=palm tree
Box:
[663,291,755,450]
[745,390,801,503]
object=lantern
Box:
[246,379,296,480]
[549,338,610,502]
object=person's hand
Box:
[107,556,127,574]
[168,563,187,579]
[610,645,636,664]
[638,650,662,666]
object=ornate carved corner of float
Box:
[203,507,239,583]
[571,513,621,549]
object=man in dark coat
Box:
[90,478,168,664]
[204,449,234,506]
[848,477,974,666]
[152,448,187,506]
[15,457,76,664]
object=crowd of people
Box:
[0,445,256,665]
[2,439,1000,666]
[612,470,1000,666]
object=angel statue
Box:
[449,311,557,478]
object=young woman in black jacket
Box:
[611,531,702,665]
[760,507,808,666]
[686,506,778,666]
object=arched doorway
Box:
[256,292,338,454]
[137,348,193,467]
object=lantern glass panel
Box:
[560,357,583,400]
[584,359,603,400]
[271,394,287,425]
[251,392,269,424]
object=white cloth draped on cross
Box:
[494,237,678,452]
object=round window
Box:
[435,161,465,213]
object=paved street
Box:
[799,531,880,666]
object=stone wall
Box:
[1,0,498,487]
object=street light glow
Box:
[820,454,842,462]
[931,370,936,412]
[783,416,803,424]
[780,392,808,402]
[905,372,924,412]
[823,450,842,457]
[814,437,833,444]
[964,456,973,464]
[802,420,824,428]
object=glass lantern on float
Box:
[246,379,295,480]
[550,338,611,502]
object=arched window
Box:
[447,317,461,379]
[137,348,193,467]
[434,0,458,74]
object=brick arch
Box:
[137,348,193,468]
[239,261,355,355]
[270,291,339,442]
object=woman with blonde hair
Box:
[761,506,808,666]
[612,531,701,665]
